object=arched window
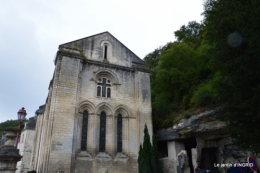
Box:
[107,88,111,98]
[97,86,101,96]
[104,45,108,60]
[117,114,122,152]
[97,78,111,98]
[81,110,88,151]
[99,111,106,152]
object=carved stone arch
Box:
[93,69,120,85]
[78,101,95,152]
[100,40,113,61]
[114,105,130,153]
[78,100,95,114]
[114,105,131,118]
[96,102,113,116]
[100,40,113,47]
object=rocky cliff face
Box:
[156,108,228,141]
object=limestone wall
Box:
[31,51,152,172]
[59,32,144,68]
[29,32,153,173]
[16,129,35,173]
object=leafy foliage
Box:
[138,124,163,173]
[203,0,260,154]
[174,21,204,49]
[0,119,29,138]
[145,38,215,130]
[0,120,19,138]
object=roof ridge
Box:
[58,31,144,63]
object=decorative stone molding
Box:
[78,100,96,114]
[114,105,132,118]
[96,152,112,161]
[96,102,114,115]
[77,151,93,161]
[114,153,129,162]
[93,69,119,85]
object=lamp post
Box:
[15,107,27,148]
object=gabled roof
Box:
[59,31,144,64]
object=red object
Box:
[17,107,27,115]
[248,156,258,172]
[17,107,27,121]
[15,107,27,148]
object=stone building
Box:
[156,109,260,173]
[29,32,153,173]
[16,119,36,173]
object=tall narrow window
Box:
[117,114,122,152]
[99,111,106,152]
[81,110,88,151]
[107,88,111,98]
[104,45,107,59]
[97,86,101,96]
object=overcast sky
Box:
[0,0,204,123]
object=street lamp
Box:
[15,107,27,148]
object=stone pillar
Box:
[167,141,185,173]
[191,148,198,173]
[0,128,22,173]
[196,137,204,167]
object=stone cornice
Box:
[55,51,152,73]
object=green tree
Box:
[146,38,215,129]
[151,135,164,173]
[138,144,143,173]
[155,42,197,109]
[0,118,30,138]
[144,45,170,130]
[174,21,204,49]
[203,0,260,154]
[138,124,163,173]
[0,120,19,138]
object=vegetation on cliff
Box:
[0,119,29,138]
[145,0,260,154]
[203,0,260,154]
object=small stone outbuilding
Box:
[156,109,260,173]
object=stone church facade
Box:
[29,32,153,173]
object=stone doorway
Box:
[184,138,197,173]
[200,147,218,169]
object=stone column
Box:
[167,141,185,173]
[191,148,198,173]
[196,137,204,167]
[0,128,22,173]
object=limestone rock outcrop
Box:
[156,108,228,141]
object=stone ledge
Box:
[76,151,93,161]
[114,153,129,162]
[96,152,112,161]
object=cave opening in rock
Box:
[184,137,197,173]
